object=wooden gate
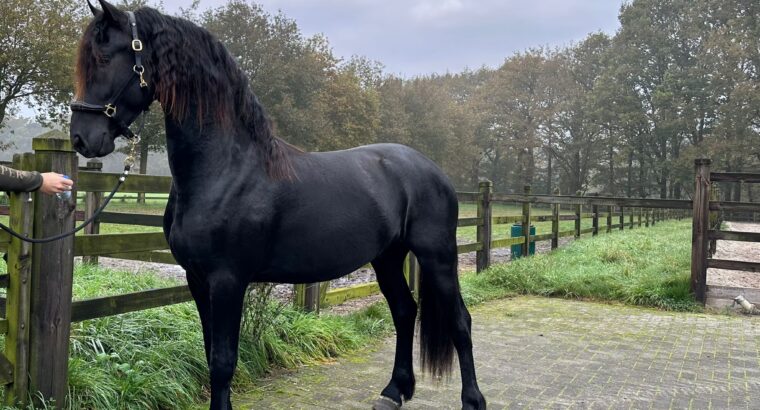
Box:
[691,158,760,306]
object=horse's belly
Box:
[256,226,390,283]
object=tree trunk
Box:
[673,181,682,199]
[607,144,615,195]
[626,150,633,197]
[546,149,553,195]
[572,151,583,194]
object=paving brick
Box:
[232,297,760,409]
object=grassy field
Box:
[460,219,697,312]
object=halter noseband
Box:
[70,11,149,140]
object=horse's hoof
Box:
[372,396,401,410]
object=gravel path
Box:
[706,221,760,289]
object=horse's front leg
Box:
[203,271,247,410]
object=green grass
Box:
[459,220,699,312]
[63,265,393,410]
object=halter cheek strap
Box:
[70,11,149,140]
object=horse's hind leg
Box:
[409,236,486,410]
[371,243,417,409]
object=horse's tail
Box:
[418,263,458,379]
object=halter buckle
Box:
[131,39,143,51]
[104,104,117,118]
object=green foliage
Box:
[460,220,700,312]
[0,0,86,129]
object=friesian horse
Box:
[69,1,485,409]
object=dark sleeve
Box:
[0,165,43,192]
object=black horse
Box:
[69,1,485,409]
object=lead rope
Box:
[0,133,142,244]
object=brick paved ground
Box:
[232,297,760,409]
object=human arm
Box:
[0,165,73,194]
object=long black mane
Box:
[75,6,297,179]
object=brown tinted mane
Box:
[74,7,299,180]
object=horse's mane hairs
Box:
[75,6,299,180]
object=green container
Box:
[510,224,536,259]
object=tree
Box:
[0,0,85,129]
[202,1,336,149]
[476,49,559,191]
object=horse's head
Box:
[70,0,154,158]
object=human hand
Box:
[39,173,74,195]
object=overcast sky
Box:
[157,0,625,77]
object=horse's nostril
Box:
[72,134,87,152]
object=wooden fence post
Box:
[3,153,35,407]
[708,184,719,257]
[551,188,560,250]
[645,209,650,227]
[303,283,320,314]
[574,191,582,238]
[28,132,77,405]
[476,180,492,272]
[521,185,532,257]
[691,158,711,304]
[407,253,419,298]
[628,207,634,229]
[591,194,599,236]
[606,205,613,233]
[619,206,625,231]
[82,160,103,265]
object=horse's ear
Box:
[87,0,101,16]
[97,0,124,23]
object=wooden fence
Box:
[0,133,707,406]
[691,159,760,307]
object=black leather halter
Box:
[70,11,149,140]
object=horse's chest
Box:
[167,208,270,270]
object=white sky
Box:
[160,0,624,77]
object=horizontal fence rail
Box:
[78,171,172,193]
[491,193,693,209]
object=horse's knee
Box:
[209,355,237,387]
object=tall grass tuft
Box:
[460,220,700,311]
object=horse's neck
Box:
[164,116,263,195]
